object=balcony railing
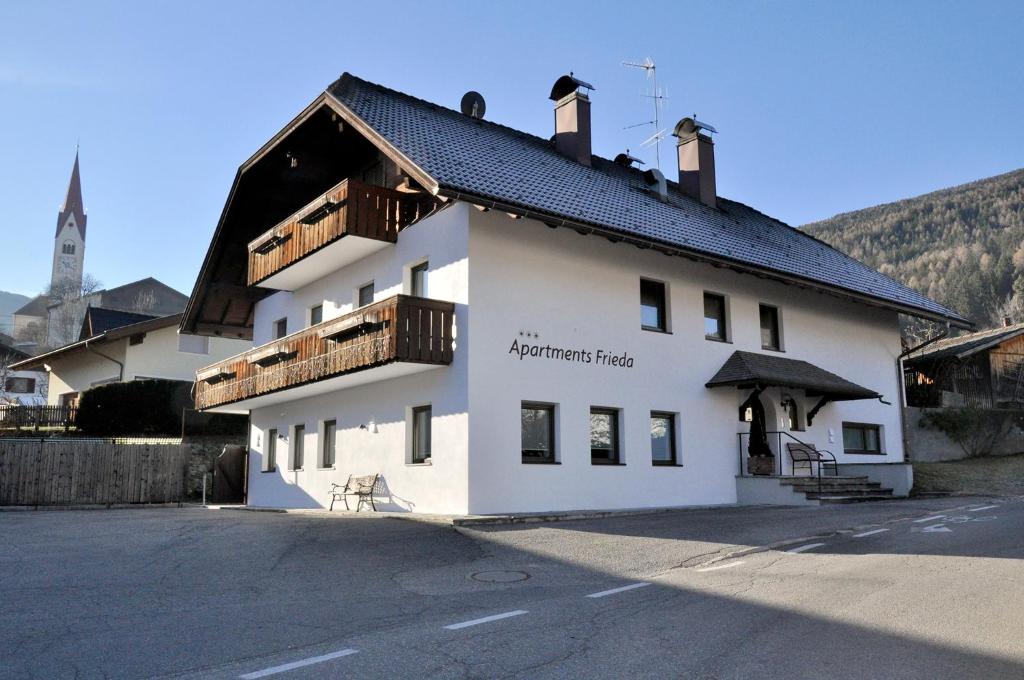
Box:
[247,178,432,287]
[194,295,455,410]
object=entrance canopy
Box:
[705,351,880,401]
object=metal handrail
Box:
[737,430,840,497]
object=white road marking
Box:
[914,515,945,523]
[239,649,358,679]
[444,610,528,630]
[586,582,652,598]
[922,524,952,533]
[853,528,890,538]
[786,543,825,554]
[969,505,998,512]
[696,561,746,572]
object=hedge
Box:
[76,380,193,436]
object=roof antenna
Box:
[622,57,668,170]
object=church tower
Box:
[49,151,87,292]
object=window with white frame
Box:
[265,429,277,472]
[411,405,431,463]
[321,419,336,467]
[410,261,429,298]
[291,424,305,470]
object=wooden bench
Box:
[329,474,379,511]
[786,443,838,477]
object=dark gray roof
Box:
[327,74,967,325]
[80,306,159,340]
[13,294,49,318]
[905,322,1024,365]
[705,350,880,401]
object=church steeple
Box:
[56,150,87,239]
[50,151,87,291]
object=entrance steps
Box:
[778,476,895,504]
[736,475,897,506]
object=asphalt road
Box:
[1,496,1021,679]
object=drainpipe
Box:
[84,338,124,382]
[896,323,951,462]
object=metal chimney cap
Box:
[614,152,644,167]
[550,73,596,101]
[673,117,718,138]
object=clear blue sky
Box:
[1,0,1022,298]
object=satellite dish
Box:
[460,91,486,119]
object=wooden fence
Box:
[0,439,188,507]
[0,404,77,431]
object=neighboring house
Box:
[904,318,1024,408]
[12,308,249,408]
[0,335,47,406]
[181,72,968,515]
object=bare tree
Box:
[43,274,103,349]
[988,291,1024,327]
[131,288,158,313]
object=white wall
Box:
[246,203,470,514]
[465,209,904,514]
[238,201,906,516]
[44,325,248,404]
[46,343,125,405]
[124,326,248,382]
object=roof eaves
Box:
[323,84,440,195]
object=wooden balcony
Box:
[194,295,455,410]
[247,178,432,289]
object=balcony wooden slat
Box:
[246,179,434,288]
[194,295,454,410]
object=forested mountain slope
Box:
[803,168,1024,326]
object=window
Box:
[129,333,145,346]
[358,282,374,308]
[760,304,781,351]
[322,420,336,468]
[309,304,323,326]
[590,408,620,465]
[411,261,429,298]
[843,422,882,454]
[650,412,677,465]
[291,424,305,470]
[640,279,667,332]
[411,406,431,463]
[521,403,556,463]
[177,334,209,354]
[785,399,803,431]
[273,318,288,339]
[62,241,75,255]
[265,429,277,472]
[5,377,36,394]
[704,293,728,341]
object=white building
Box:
[0,339,47,406]
[13,308,249,408]
[182,73,968,515]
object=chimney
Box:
[549,74,595,166]
[672,117,718,208]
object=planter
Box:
[748,456,776,476]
